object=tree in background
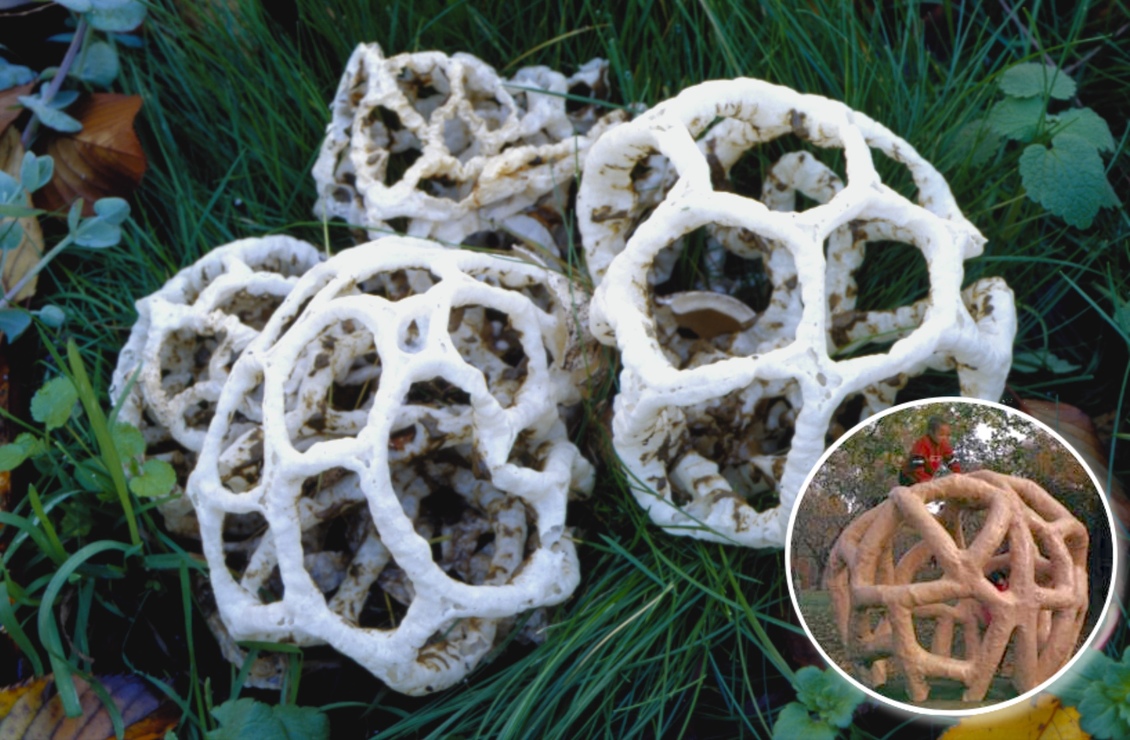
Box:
[792,401,1109,593]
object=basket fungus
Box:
[576,78,1017,548]
[312,43,628,256]
[182,238,593,695]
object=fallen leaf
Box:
[0,83,35,136]
[0,673,178,739]
[1015,398,1129,525]
[0,127,45,303]
[939,693,1088,739]
[0,349,10,544]
[32,93,146,216]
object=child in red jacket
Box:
[899,416,961,485]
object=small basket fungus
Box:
[824,471,1089,703]
[185,238,593,695]
[577,78,1016,547]
[312,43,628,255]
[110,235,326,535]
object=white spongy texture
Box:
[312,43,628,254]
[577,78,1017,548]
[186,237,593,695]
[110,235,326,534]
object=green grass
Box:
[4,0,1129,738]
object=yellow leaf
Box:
[939,693,1089,740]
[0,127,45,303]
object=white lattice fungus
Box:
[313,43,628,255]
[578,78,1017,548]
[110,235,325,535]
[187,237,593,695]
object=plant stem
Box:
[0,236,72,309]
[20,17,88,149]
[998,0,1053,67]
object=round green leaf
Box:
[17,94,82,134]
[87,0,147,33]
[1019,135,1121,228]
[986,96,1044,142]
[71,40,120,86]
[51,90,80,109]
[0,171,22,203]
[110,421,145,459]
[54,0,94,11]
[0,308,31,340]
[30,376,79,431]
[0,59,35,89]
[1050,108,1116,153]
[36,304,66,328]
[67,199,83,233]
[93,196,130,224]
[999,62,1076,100]
[0,221,24,252]
[208,698,330,740]
[19,152,54,193]
[129,459,177,499]
[0,442,29,472]
[74,217,122,248]
[772,703,838,740]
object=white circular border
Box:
[783,395,1122,718]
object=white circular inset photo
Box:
[785,397,1119,716]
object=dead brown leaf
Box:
[0,673,179,739]
[1015,398,1129,527]
[0,350,10,535]
[33,93,146,216]
[0,83,35,136]
[0,127,45,303]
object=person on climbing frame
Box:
[979,570,1010,627]
[899,415,962,485]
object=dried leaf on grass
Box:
[1015,398,1129,525]
[0,673,178,739]
[33,94,146,216]
[939,693,1088,739]
[0,83,35,135]
[0,350,10,534]
[0,127,45,303]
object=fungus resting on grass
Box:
[313,43,628,256]
[577,78,1017,548]
[185,238,593,695]
[111,235,326,536]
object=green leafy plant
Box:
[771,666,865,740]
[1054,647,1130,739]
[967,62,1120,228]
[0,340,175,543]
[13,0,147,145]
[0,153,130,340]
[0,339,177,719]
[206,697,330,740]
[0,1,145,342]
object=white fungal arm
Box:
[579,78,1016,548]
